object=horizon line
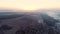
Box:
[0,7,60,11]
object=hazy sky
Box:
[0,0,60,10]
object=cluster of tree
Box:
[0,13,60,34]
[0,25,12,34]
[0,14,24,20]
[15,23,60,34]
[15,14,60,34]
[0,14,24,23]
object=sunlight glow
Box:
[0,0,60,10]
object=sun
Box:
[17,6,39,10]
[22,8,35,10]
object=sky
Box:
[0,0,60,10]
